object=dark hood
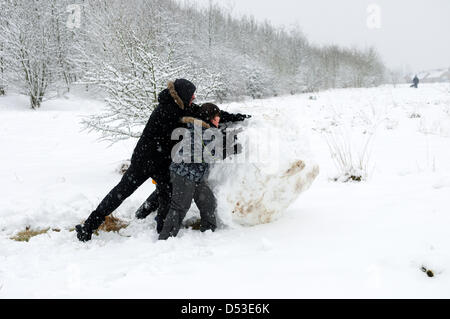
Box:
[158,79,196,109]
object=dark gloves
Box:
[234,113,251,121]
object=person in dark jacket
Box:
[158,103,228,240]
[410,75,419,88]
[76,79,250,242]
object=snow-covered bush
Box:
[188,65,226,103]
[80,1,227,142]
[82,33,187,141]
[82,43,226,141]
[241,64,273,99]
[323,127,375,182]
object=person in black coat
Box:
[410,75,419,88]
[76,79,250,242]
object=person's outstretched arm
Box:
[220,110,251,123]
[187,103,251,123]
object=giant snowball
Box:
[208,107,319,226]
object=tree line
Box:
[0,0,386,139]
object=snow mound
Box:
[209,106,319,226]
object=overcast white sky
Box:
[188,0,450,72]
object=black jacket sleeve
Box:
[186,103,251,123]
[185,103,202,117]
[220,110,251,123]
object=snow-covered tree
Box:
[389,67,406,87]
[0,0,386,112]
[0,0,7,95]
[48,0,81,96]
[80,7,188,140]
[296,51,327,93]
[0,0,50,108]
[80,0,228,141]
[0,0,74,108]
[0,38,5,96]
[242,65,265,99]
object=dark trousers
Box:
[83,162,171,231]
[158,172,217,240]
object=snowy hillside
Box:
[1,83,450,298]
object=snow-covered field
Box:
[1,83,450,298]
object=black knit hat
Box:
[200,103,221,122]
[174,79,196,107]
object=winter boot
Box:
[158,209,186,240]
[200,219,216,233]
[135,191,159,219]
[155,198,170,234]
[75,224,93,242]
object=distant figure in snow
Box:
[410,75,419,88]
